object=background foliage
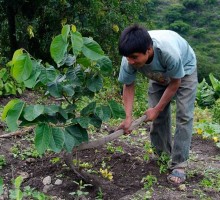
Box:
[150,0,220,83]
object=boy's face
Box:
[126,50,151,68]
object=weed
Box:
[157,152,170,174]
[50,157,61,164]
[0,178,3,196]
[99,168,113,181]
[193,189,212,200]
[141,174,157,190]
[0,155,6,169]
[8,176,50,200]
[69,180,92,198]
[106,143,124,154]
[143,142,154,161]
[10,143,41,160]
[95,187,104,200]
[200,169,220,192]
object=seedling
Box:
[72,159,93,169]
[0,178,3,196]
[143,142,154,161]
[70,180,92,198]
[157,152,170,174]
[95,187,103,200]
[99,168,113,181]
[106,143,124,154]
[200,169,220,192]
[141,174,157,190]
[0,155,6,169]
[50,157,61,164]
[9,176,51,200]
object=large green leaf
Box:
[6,101,25,131]
[35,123,51,154]
[0,68,7,80]
[80,102,96,116]
[77,57,91,67]
[39,66,58,85]
[108,100,125,119]
[23,60,41,88]
[66,65,84,86]
[209,73,220,97]
[82,37,104,60]
[11,53,33,83]
[47,75,64,98]
[23,105,44,121]
[62,84,75,97]
[86,74,103,92]
[50,34,68,64]
[1,99,21,120]
[61,25,70,42]
[71,31,83,56]
[76,117,90,128]
[96,56,113,75]
[44,105,60,116]
[64,125,88,152]
[48,127,65,153]
[89,114,102,128]
[95,105,111,121]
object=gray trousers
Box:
[148,70,198,169]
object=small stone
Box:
[26,158,36,163]
[43,176,52,185]
[43,184,53,193]
[17,171,29,179]
[54,179,63,185]
[178,184,187,191]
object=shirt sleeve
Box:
[118,57,137,85]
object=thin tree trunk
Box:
[6,3,18,57]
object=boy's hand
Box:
[117,116,132,135]
[145,107,160,121]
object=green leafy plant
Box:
[194,120,220,148]
[141,174,157,190]
[9,176,50,200]
[0,68,25,96]
[196,74,220,108]
[157,152,170,174]
[212,98,220,124]
[9,176,23,200]
[10,143,41,160]
[209,73,220,98]
[106,143,124,154]
[143,142,154,161]
[0,155,6,169]
[69,180,92,198]
[0,178,3,196]
[95,187,103,200]
[196,78,215,108]
[2,25,125,155]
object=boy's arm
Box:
[145,78,181,121]
[118,82,135,134]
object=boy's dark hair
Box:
[118,24,153,56]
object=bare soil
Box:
[0,92,220,200]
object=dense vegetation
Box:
[150,0,220,82]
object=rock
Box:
[43,176,52,185]
[26,158,36,163]
[17,171,29,179]
[178,184,187,191]
[54,179,63,185]
[43,184,53,193]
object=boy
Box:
[118,24,197,185]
